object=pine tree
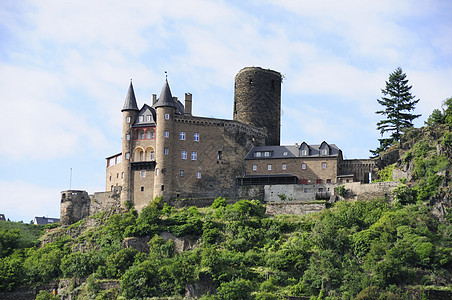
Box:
[371,67,421,156]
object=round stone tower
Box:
[233,67,282,146]
[121,81,139,203]
[153,79,176,199]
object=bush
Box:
[392,184,416,205]
[216,278,254,300]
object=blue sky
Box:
[1,0,451,222]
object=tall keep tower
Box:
[233,67,282,146]
[121,81,139,203]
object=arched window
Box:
[134,148,145,161]
[145,147,155,161]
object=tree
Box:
[371,67,421,156]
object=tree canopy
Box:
[371,67,421,156]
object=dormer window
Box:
[301,149,308,156]
[283,152,288,156]
[146,115,151,122]
[321,149,329,155]
[254,152,262,157]
[139,116,144,122]
[264,151,271,157]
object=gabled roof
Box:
[33,216,60,225]
[134,104,157,127]
[122,81,139,112]
[245,142,341,160]
[154,79,177,108]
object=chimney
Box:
[152,94,157,105]
[184,93,192,115]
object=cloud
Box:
[0,180,61,222]
[0,64,109,160]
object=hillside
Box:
[1,122,452,299]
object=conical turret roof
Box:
[154,79,177,108]
[121,81,139,111]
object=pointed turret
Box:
[154,79,177,108]
[122,81,139,111]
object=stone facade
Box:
[233,67,282,146]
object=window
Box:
[141,186,144,191]
[121,172,124,179]
[264,151,271,157]
[326,179,331,183]
[316,179,322,184]
[304,188,308,193]
[283,152,288,156]
[164,113,169,120]
[301,163,306,170]
[108,157,115,166]
[151,132,155,139]
[322,162,327,169]
[252,164,257,171]
[267,164,272,170]
[156,168,159,176]
[116,173,119,178]
[196,171,201,179]
[141,171,145,177]
[146,115,151,122]
[139,116,144,122]
[180,131,185,140]
[301,149,308,156]
[319,188,324,192]
[146,131,151,139]
[322,149,328,155]
[117,155,122,163]
[180,170,184,177]
[194,133,199,141]
[217,151,222,160]
[254,152,262,157]
[125,133,130,141]
[164,148,169,155]
[126,116,131,123]
[282,163,287,170]
[181,150,187,160]
[125,152,130,160]
[191,151,197,160]
[164,131,169,138]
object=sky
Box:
[1,0,451,222]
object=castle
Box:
[104,67,376,210]
[61,67,377,225]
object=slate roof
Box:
[154,79,177,108]
[33,216,60,225]
[134,104,157,127]
[122,81,139,111]
[245,143,341,160]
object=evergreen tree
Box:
[371,67,420,156]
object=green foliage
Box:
[35,290,58,300]
[425,108,445,126]
[211,197,228,209]
[101,248,139,278]
[334,185,347,197]
[372,67,421,156]
[216,278,254,300]
[392,184,416,205]
[1,194,451,299]
[374,163,395,182]
[61,251,104,278]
